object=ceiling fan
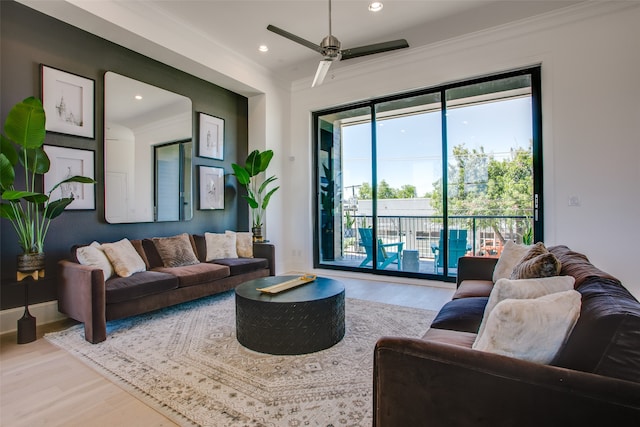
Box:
[267,0,409,87]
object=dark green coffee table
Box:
[235,276,345,355]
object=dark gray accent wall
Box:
[0,1,249,309]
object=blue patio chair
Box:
[358,228,404,270]
[431,229,470,272]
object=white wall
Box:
[285,2,640,298]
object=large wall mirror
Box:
[104,72,193,223]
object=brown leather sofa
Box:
[57,236,274,344]
[373,245,640,426]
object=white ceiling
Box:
[141,0,582,83]
[22,0,583,86]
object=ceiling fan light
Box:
[368,2,383,12]
[312,60,332,87]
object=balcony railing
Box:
[339,214,531,263]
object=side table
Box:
[16,269,44,344]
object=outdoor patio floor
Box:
[322,254,460,277]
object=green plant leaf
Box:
[245,149,274,176]
[258,175,278,195]
[2,190,48,203]
[258,150,274,172]
[1,134,18,166]
[231,163,251,185]
[3,97,46,149]
[242,195,259,209]
[0,153,15,190]
[261,186,279,209]
[0,203,20,220]
[245,150,262,176]
[19,146,50,174]
[44,198,74,219]
[47,175,96,195]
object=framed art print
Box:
[41,65,95,139]
[43,145,95,210]
[199,166,224,210]
[198,113,224,160]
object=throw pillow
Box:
[226,230,253,258]
[472,289,582,364]
[101,238,146,277]
[476,275,576,338]
[510,252,562,279]
[76,241,114,280]
[205,232,238,261]
[518,241,548,261]
[492,240,531,282]
[152,233,200,268]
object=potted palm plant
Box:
[231,149,279,241]
[1,96,96,272]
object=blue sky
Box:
[342,97,532,197]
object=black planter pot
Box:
[17,252,45,273]
[252,226,264,242]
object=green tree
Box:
[357,181,416,199]
[430,142,533,242]
[397,184,417,198]
[377,180,396,199]
[358,182,372,200]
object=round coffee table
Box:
[235,276,345,355]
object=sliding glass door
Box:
[314,67,541,280]
[373,93,442,273]
[443,75,536,277]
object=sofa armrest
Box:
[456,256,498,286]
[373,337,640,427]
[57,260,107,343]
[253,242,275,276]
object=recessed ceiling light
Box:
[368,2,383,12]
[134,95,143,100]
[259,45,269,52]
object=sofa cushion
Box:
[548,245,621,289]
[473,290,582,364]
[101,238,147,278]
[492,240,531,282]
[209,257,269,276]
[430,297,488,333]
[105,271,178,304]
[226,230,253,258]
[510,252,561,280]
[552,280,640,383]
[421,328,477,348]
[453,280,494,299]
[128,239,149,269]
[205,232,238,261]
[510,243,561,280]
[76,241,114,280]
[152,233,200,268]
[476,275,576,338]
[153,262,230,288]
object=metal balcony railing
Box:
[340,214,531,261]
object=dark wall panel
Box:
[0,1,249,309]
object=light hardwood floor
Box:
[0,277,453,426]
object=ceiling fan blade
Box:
[267,24,323,54]
[341,39,409,61]
[312,60,332,87]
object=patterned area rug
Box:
[45,291,435,427]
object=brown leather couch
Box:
[57,236,274,344]
[373,245,640,426]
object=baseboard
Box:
[0,301,67,336]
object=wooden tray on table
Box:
[257,274,317,294]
